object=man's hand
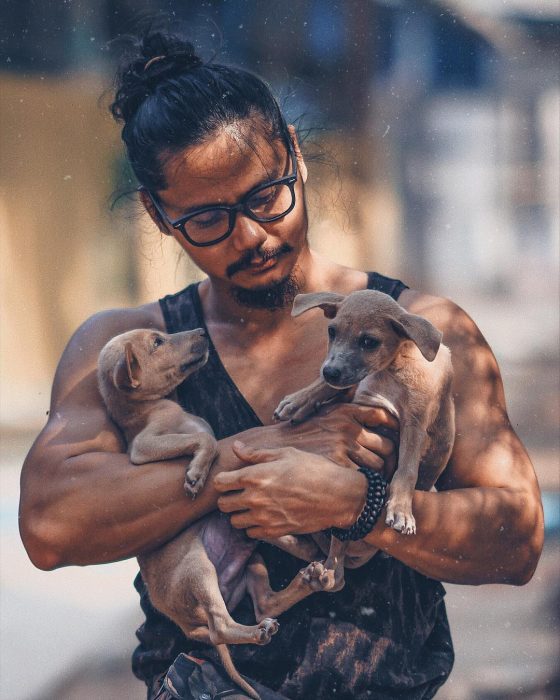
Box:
[214,441,369,539]
[246,403,399,477]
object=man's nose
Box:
[230,212,268,252]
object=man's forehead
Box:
[164,125,283,186]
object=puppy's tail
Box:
[216,644,260,700]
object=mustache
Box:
[226,243,293,278]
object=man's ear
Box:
[138,187,173,237]
[288,124,308,184]
[390,314,443,362]
[113,342,142,390]
[291,292,346,319]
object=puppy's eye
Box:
[153,336,165,348]
[359,335,380,351]
[327,326,336,341]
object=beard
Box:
[227,241,301,310]
[230,271,301,310]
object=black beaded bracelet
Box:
[330,468,387,542]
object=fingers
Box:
[323,402,399,431]
[357,429,395,457]
[351,404,399,431]
[213,465,253,492]
[216,491,247,512]
[231,440,286,464]
[347,444,385,471]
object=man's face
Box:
[146,121,309,307]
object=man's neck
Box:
[198,249,369,334]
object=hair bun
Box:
[143,50,203,75]
[110,32,203,123]
[141,32,202,72]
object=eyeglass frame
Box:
[139,141,299,247]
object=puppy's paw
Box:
[257,617,279,644]
[385,500,416,535]
[183,477,203,499]
[273,394,316,423]
[300,561,339,592]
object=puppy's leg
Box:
[314,537,347,592]
[385,422,426,535]
[141,537,279,647]
[246,552,326,620]
[263,535,322,562]
[130,431,218,497]
[274,377,342,423]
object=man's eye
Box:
[359,335,380,351]
[153,336,165,348]
[190,210,226,229]
[328,326,336,341]
[249,185,278,208]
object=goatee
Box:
[231,272,301,310]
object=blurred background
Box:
[0,1,558,698]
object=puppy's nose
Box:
[322,365,341,384]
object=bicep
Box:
[23,305,163,477]
[408,295,538,495]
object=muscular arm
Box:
[19,305,230,569]
[215,292,544,586]
[20,306,389,570]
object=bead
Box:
[328,468,388,542]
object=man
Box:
[20,37,543,699]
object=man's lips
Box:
[226,243,293,278]
[245,257,278,272]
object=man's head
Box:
[110,31,309,309]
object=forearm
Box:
[363,486,543,585]
[19,432,246,569]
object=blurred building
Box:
[0,0,558,441]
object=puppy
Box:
[274,290,455,589]
[98,327,336,699]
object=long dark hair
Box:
[110,31,291,191]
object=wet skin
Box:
[20,119,543,588]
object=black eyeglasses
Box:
[141,143,298,247]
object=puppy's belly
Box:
[199,512,258,609]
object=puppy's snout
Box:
[191,338,209,356]
[322,365,342,384]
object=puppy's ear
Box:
[113,342,142,390]
[391,314,442,362]
[291,292,346,319]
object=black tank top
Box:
[132,272,454,699]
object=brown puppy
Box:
[274,290,455,589]
[98,328,217,497]
[98,328,334,699]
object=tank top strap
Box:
[159,282,201,334]
[366,271,408,300]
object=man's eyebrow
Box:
[172,163,286,217]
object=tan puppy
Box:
[98,328,217,497]
[275,290,455,589]
[98,328,336,699]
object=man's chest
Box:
[208,320,329,425]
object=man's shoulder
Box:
[76,302,165,338]
[398,289,483,350]
[59,301,166,372]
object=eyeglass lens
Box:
[184,182,294,244]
